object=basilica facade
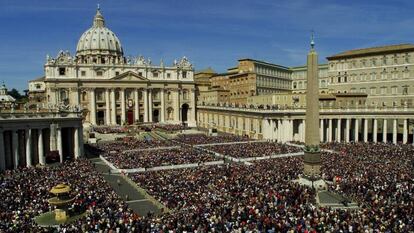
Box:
[29,8,196,127]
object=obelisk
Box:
[303,33,321,179]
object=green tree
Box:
[7,88,22,100]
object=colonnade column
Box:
[110,89,116,125]
[89,88,96,125]
[393,119,397,144]
[383,119,387,143]
[57,127,63,163]
[277,119,282,142]
[373,119,378,143]
[120,89,126,125]
[148,89,153,122]
[25,129,32,167]
[0,130,5,171]
[160,89,165,122]
[328,119,333,142]
[364,119,368,142]
[336,119,341,142]
[38,129,45,165]
[105,89,110,125]
[320,119,324,142]
[403,119,408,144]
[143,89,149,122]
[12,130,18,169]
[354,119,359,142]
[134,89,139,123]
[345,119,350,142]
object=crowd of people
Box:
[175,133,252,145]
[2,136,413,232]
[91,126,129,134]
[205,141,302,158]
[0,159,157,232]
[95,138,174,153]
[152,123,188,132]
[104,147,219,169]
[128,142,413,232]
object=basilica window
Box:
[182,71,187,78]
[81,71,86,76]
[59,67,66,76]
[153,72,159,78]
[167,73,171,78]
[96,71,103,76]
[115,71,119,76]
[402,86,408,95]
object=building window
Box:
[101,58,106,64]
[35,84,41,89]
[182,71,187,78]
[115,71,119,76]
[153,72,158,78]
[96,71,103,76]
[59,68,66,76]
[167,73,171,78]
[403,86,408,95]
[81,71,86,76]
[138,72,143,76]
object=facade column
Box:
[38,129,45,165]
[403,119,408,144]
[134,89,139,123]
[12,130,19,169]
[74,127,80,159]
[345,118,350,142]
[57,127,63,163]
[0,130,5,171]
[393,119,397,144]
[160,89,165,122]
[320,119,324,142]
[190,88,196,125]
[148,89,153,122]
[373,119,378,143]
[328,119,333,142]
[277,119,282,142]
[383,119,388,143]
[289,119,293,142]
[89,88,96,125]
[143,89,149,122]
[120,88,126,125]
[337,119,341,142]
[105,89,110,125]
[298,120,303,142]
[111,89,116,125]
[302,120,306,142]
[354,119,359,142]
[174,90,180,122]
[364,119,368,142]
[25,129,32,167]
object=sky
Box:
[0,0,414,91]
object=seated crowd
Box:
[104,147,218,169]
[95,138,174,153]
[92,126,129,134]
[175,133,251,145]
[205,141,302,158]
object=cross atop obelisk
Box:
[303,31,321,179]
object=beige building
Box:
[29,8,197,127]
[326,44,414,107]
[207,59,292,104]
[291,64,329,94]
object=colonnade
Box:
[264,117,412,144]
[0,124,84,171]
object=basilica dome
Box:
[76,8,124,61]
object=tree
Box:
[8,88,22,100]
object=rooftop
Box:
[327,44,414,60]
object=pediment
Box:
[111,71,148,81]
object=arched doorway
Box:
[153,109,160,123]
[181,103,189,123]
